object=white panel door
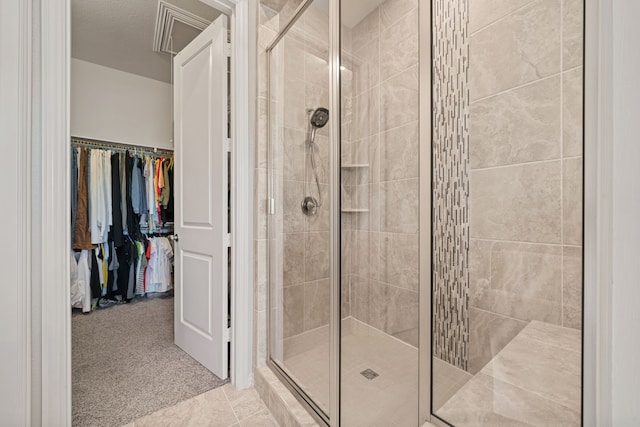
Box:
[173,14,229,380]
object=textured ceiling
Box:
[72,0,221,83]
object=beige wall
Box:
[467,0,584,374]
[343,0,420,347]
[71,59,173,150]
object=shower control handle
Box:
[301,196,318,216]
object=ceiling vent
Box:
[153,1,211,55]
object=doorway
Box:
[69,1,238,425]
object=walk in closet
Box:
[70,138,175,313]
[69,1,234,425]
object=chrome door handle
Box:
[170,234,179,242]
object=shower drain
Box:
[360,368,379,380]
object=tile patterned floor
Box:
[121,384,278,427]
[436,321,581,426]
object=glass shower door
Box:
[430,0,585,425]
[267,0,333,421]
[339,0,421,425]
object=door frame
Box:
[34,0,257,424]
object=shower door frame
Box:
[265,0,341,425]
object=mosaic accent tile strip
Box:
[432,0,470,371]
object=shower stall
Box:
[261,0,585,425]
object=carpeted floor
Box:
[72,295,228,427]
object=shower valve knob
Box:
[301,196,318,216]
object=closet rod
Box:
[71,137,174,157]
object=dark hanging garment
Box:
[126,154,141,241]
[109,153,124,247]
[71,148,78,246]
[116,238,135,300]
[106,241,118,299]
[74,148,95,250]
[90,249,101,299]
[166,164,174,222]
[120,152,128,234]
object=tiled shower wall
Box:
[467,0,584,374]
[431,0,470,371]
[343,0,420,347]
[256,1,336,353]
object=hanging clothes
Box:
[144,237,173,294]
[74,148,94,250]
[71,148,78,246]
[109,153,124,247]
[70,250,92,313]
[71,140,174,313]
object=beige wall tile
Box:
[256,97,268,169]
[305,81,329,114]
[563,157,583,245]
[352,38,379,96]
[303,4,329,45]
[283,285,304,338]
[469,0,535,33]
[472,242,562,324]
[283,77,306,130]
[305,231,330,281]
[368,280,388,331]
[283,180,305,233]
[380,0,418,30]
[469,239,493,302]
[306,184,330,232]
[469,0,561,100]
[353,87,380,140]
[368,281,419,342]
[384,285,419,340]
[380,65,419,131]
[282,127,305,181]
[380,121,419,181]
[563,67,583,157]
[352,7,379,49]
[468,307,527,374]
[255,240,268,311]
[304,279,330,330]
[563,246,583,329]
[341,274,351,318]
[353,231,374,279]
[351,276,370,323]
[256,309,267,366]
[563,0,584,70]
[283,233,305,285]
[380,178,419,234]
[379,232,419,292]
[470,76,561,169]
[380,11,418,81]
[470,161,562,243]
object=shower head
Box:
[310,107,329,129]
